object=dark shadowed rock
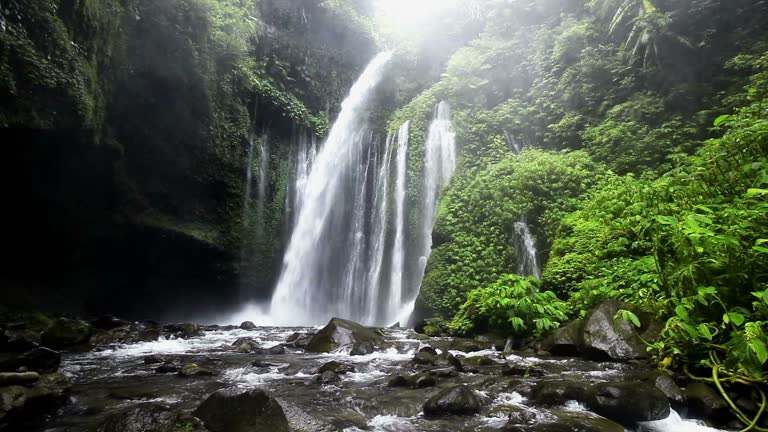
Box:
[435,352,463,370]
[503,410,624,432]
[413,351,436,365]
[448,338,487,353]
[286,332,315,348]
[99,403,205,432]
[306,318,385,354]
[40,318,93,350]
[239,321,257,330]
[91,322,161,346]
[387,375,410,387]
[316,361,355,375]
[154,362,180,374]
[90,315,129,331]
[542,319,583,356]
[581,300,660,361]
[0,373,71,426]
[0,371,39,386]
[315,371,341,384]
[501,363,547,377]
[163,323,202,339]
[686,382,729,419]
[423,385,483,417]
[192,388,289,432]
[143,355,165,365]
[415,374,437,388]
[587,382,670,425]
[462,356,497,367]
[252,344,286,355]
[530,380,592,407]
[0,347,60,374]
[419,346,438,356]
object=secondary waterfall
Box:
[514,220,540,278]
[257,131,270,219]
[406,101,457,322]
[387,122,410,322]
[269,52,393,326]
[284,130,317,230]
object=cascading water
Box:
[404,101,457,323]
[514,220,541,278]
[257,131,270,220]
[504,129,521,154]
[284,130,317,230]
[269,52,393,326]
[387,122,410,322]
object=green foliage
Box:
[420,149,607,317]
[449,275,569,337]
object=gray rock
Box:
[252,344,286,355]
[315,371,341,384]
[0,373,71,426]
[413,351,436,365]
[306,318,385,354]
[99,403,205,432]
[177,364,215,377]
[686,382,729,418]
[530,379,592,407]
[423,385,483,417]
[501,363,547,377]
[143,355,165,365]
[503,410,624,432]
[192,388,289,432]
[316,361,355,375]
[542,319,583,356]
[163,323,202,339]
[154,362,180,374]
[239,321,257,330]
[286,332,315,348]
[587,382,670,425]
[419,346,438,356]
[448,338,487,353]
[581,300,660,361]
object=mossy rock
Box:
[306,318,386,354]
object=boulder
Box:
[434,352,463,370]
[423,385,483,417]
[414,318,448,337]
[315,371,341,384]
[503,410,624,432]
[177,364,216,378]
[192,388,289,432]
[413,351,436,365]
[0,373,71,426]
[542,320,583,356]
[306,318,385,354]
[419,346,438,356]
[99,403,205,432]
[143,355,165,365]
[448,338,487,353]
[462,356,497,367]
[252,344,286,355]
[92,322,162,346]
[529,380,592,407]
[586,382,670,425]
[0,347,60,374]
[580,300,660,361]
[501,363,547,377]
[40,318,93,350]
[686,382,729,419]
[415,374,437,388]
[240,321,257,330]
[163,323,202,339]
[154,362,180,374]
[316,361,355,375]
[285,332,315,348]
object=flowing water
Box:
[388,122,410,323]
[514,221,541,278]
[39,327,728,432]
[270,52,394,326]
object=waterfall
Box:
[504,129,521,154]
[284,130,317,230]
[387,122,410,322]
[406,101,457,323]
[257,131,270,217]
[514,220,541,278]
[269,52,393,326]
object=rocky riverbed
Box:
[0,313,736,432]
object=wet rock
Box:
[387,375,410,387]
[0,373,71,426]
[462,356,497,367]
[542,319,583,356]
[90,315,129,331]
[504,410,624,432]
[286,332,315,348]
[91,322,161,346]
[281,402,337,432]
[240,321,257,330]
[580,300,661,361]
[448,338,487,353]
[587,382,670,425]
[419,346,438,356]
[108,387,161,401]
[415,374,437,388]
[423,385,483,416]
[350,341,375,356]
[501,363,547,377]
[142,355,165,365]
[163,323,202,339]
[413,351,436,365]
[315,371,341,384]
[1,331,39,352]
[686,382,729,419]
[529,379,591,407]
[414,318,448,337]
[638,370,685,403]
[316,361,355,375]
[251,360,282,368]
[177,364,215,377]
[40,318,93,350]
[193,388,289,432]
[233,337,259,353]
[0,347,60,374]
[306,318,385,354]
[435,352,463,371]
[0,371,39,386]
[99,403,205,432]
[253,344,286,355]
[154,362,180,374]
[430,367,458,378]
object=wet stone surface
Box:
[19,326,728,431]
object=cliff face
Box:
[0,0,376,319]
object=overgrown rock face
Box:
[192,388,290,432]
[306,318,386,354]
